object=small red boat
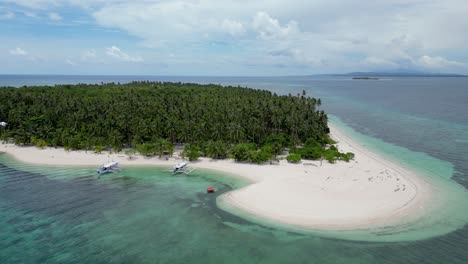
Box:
[206,187,215,193]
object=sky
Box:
[1,0,467,76]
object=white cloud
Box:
[3,0,468,74]
[221,19,245,37]
[81,49,96,60]
[7,47,47,63]
[23,11,39,18]
[252,12,322,68]
[3,0,60,10]
[88,1,468,73]
[363,57,398,68]
[253,11,299,40]
[106,46,143,62]
[48,12,62,21]
[66,59,77,66]
[9,47,28,56]
[4,0,119,10]
[418,55,464,69]
[0,11,15,20]
[29,55,46,62]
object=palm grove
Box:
[0,82,353,163]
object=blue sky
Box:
[1,0,467,76]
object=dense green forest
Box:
[0,82,353,163]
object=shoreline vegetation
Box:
[0,82,353,164]
[0,82,452,240]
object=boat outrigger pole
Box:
[168,162,195,175]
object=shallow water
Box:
[2,153,468,264]
[2,75,468,263]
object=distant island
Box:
[318,70,467,78]
[352,76,380,80]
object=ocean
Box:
[1,75,468,263]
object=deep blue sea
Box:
[1,75,468,263]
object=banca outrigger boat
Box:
[97,161,121,174]
[168,162,195,175]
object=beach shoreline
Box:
[0,124,436,235]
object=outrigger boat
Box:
[96,161,120,174]
[168,162,195,175]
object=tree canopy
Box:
[0,81,351,163]
[0,82,329,147]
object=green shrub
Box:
[230,143,256,162]
[263,134,288,156]
[152,138,174,157]
[125,149,138,159]
[341,152,355,162]
[65,135,85,150]
[323,136,337,145]
[93,145,105,154]
[297,145,323,160]
[323,146,340,163]
[264,133,289,147]
[111,145,122,153]
[286,154,301,163]
[204,140,229,159]
[136,143,157,156]
[296,143,353,163]
[249,149,272,164]
[182,144,201,161]
[324,152,337,163]
[304,137,321,148]
[35,139,48,149]
[31,137,47,149]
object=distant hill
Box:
[321,71,467,77]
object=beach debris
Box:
[206,186,215,193]
[394,183,407,192]
[270,160,280,165]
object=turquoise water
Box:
[2,75,468,262]
[3,152,468,264]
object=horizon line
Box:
[0,73,466,78]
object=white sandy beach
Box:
[0,125,435,231]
